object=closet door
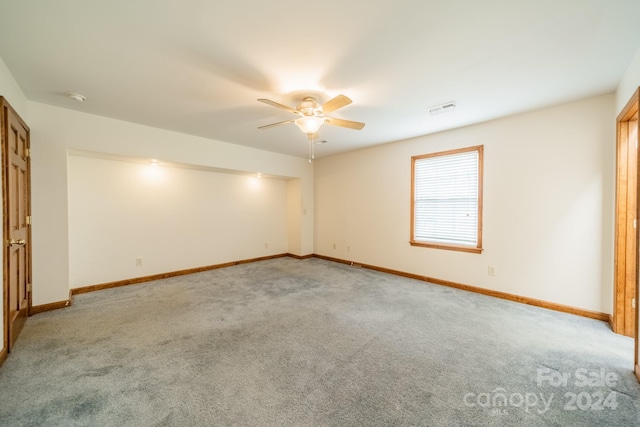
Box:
[1,97,31,351]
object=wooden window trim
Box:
[410,145,484,254]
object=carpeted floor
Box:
[0,257,638,426]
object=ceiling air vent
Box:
[428,101,456,115]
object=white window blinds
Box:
[413,148,480,247]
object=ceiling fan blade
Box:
[321,94,352,114]
[257,98,298,114]
[322,95,352,114]
[258,119,295,130]
[325,117,365,130]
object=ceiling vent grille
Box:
[428,101,456,115]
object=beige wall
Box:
[287,179,303,255]
[315,94,616,313]
[0,56,28,119]
[68,155,289,288]
[29,102,314,305]
[616,47,640,113]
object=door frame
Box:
[613,88,640,381]
[614,88,639,338]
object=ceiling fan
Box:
[257,94,365,135]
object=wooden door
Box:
[1,98,31,351]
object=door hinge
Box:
[26,215,31,226]
[633,298,636,309]
[25,148,30,158]
[27,283,32,292]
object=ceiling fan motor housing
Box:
[297,97,323,116]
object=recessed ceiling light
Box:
[67,93,86,102]
[428,101,456,115]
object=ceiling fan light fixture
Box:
[295,116,324,134]
[257,94,364,139]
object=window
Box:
[411,145,483,253]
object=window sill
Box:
[410,240,483,254]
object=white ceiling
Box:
[0,0,639,159]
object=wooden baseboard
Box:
[31,298,71,315]
[37,252,611,324]
[286,253,314,260]
[313,254,610,322]
[0,346,7,367]
[72,254,289,295]
[608,314,614,331]
[313,254,353,266]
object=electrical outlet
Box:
[333,243,336,249]
[264,243,268,249]
[347,246,351,252]
[488,266,496,276]
[136,257,143,266]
